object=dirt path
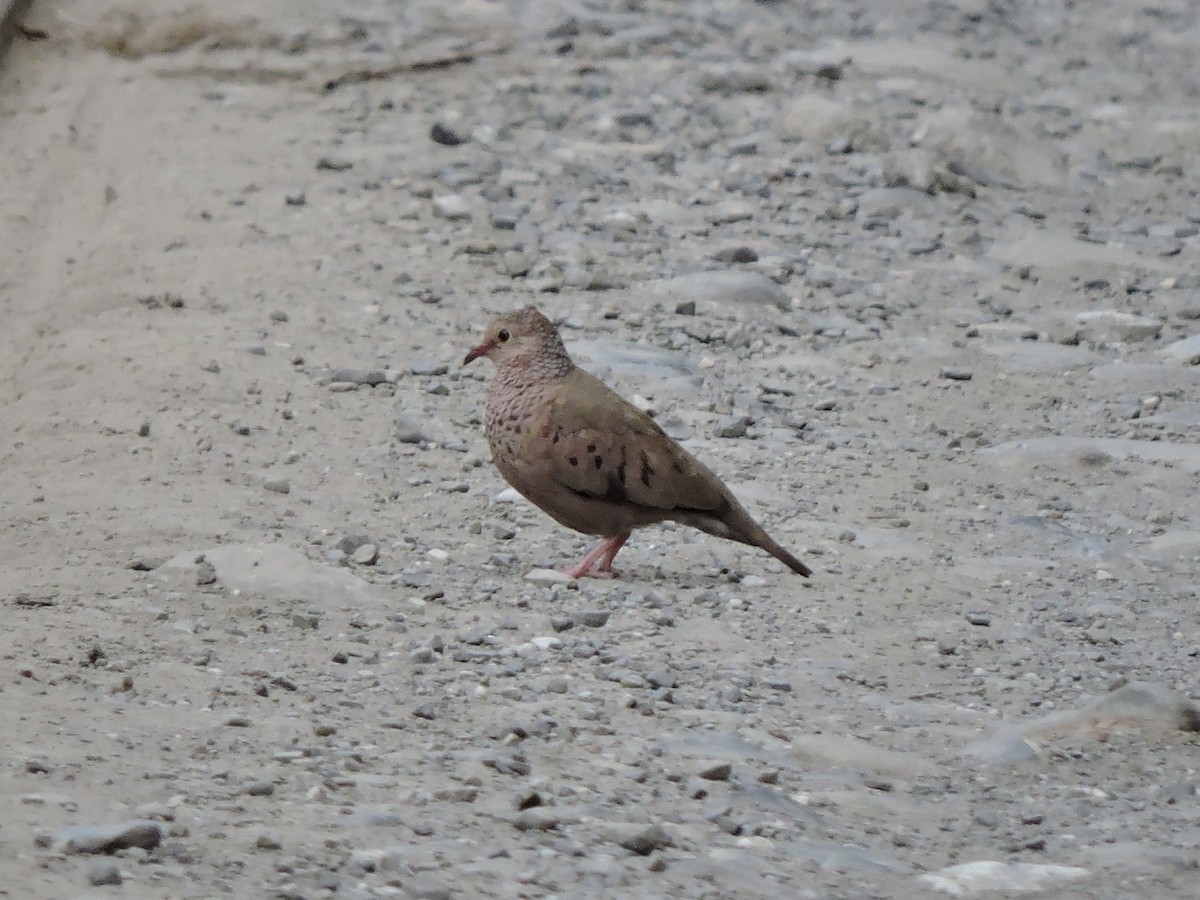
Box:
[1,1,1197,897]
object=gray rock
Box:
[331,367,392,386]
[409,358,449,377]
[648,270,790,311]
[714,415,752,438]
[940,368,974,381]
[195,560,217,586]
[413,703,438,720]
[919,861,1089,896]
[911,106,1069,190]
[775,94,880,149]
[335,534,373,554]
[158,543,380,607]
[526,568,574,585]
[351,543,379,565]
[432,194,470,220]
[698,761,733,781]
[47,820,162,854]
[712,246,758,264]
[855,187,938,220]
[243,780,275,796]
[1075,311,1162,343]
[571,339,697,381]
[1086,681,1200,732]
[88,861,123,886]
[882,149,976,196]
[1162,333,1200,365]
[618,823,673,856]
[573,610,610,628]
[982,436,1200,473]
[698,65,772,95]
[430,121,467,146]
[255,830,283,849]
[394,413,429,444]
[489,203,523,230]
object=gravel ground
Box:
[1,1,1198,897]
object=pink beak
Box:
[463,339,496,366]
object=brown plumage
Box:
[463,307,811,578]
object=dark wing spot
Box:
[639,450,654,488]
[593,455,603,469]
[567,472,628,505]
[586,443,596,453]
[568,456,578,466]
[513,424,522,435]
[617,461,626,484]
[672,459,684,474]
[551,432,560,443]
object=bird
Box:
[463,306,812,579]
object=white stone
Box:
[525,568,575,585]
[919,861,1088,896]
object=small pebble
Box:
[351,544,379,565]
[573,610,610,628]
[414,703,438,720]
[395,414,429,444]
[432,194,470,220]
[940,368,975,381]
[526,568,575,585]
[714,415,752,439]
[698,761,733,781]
[619,824,673,856]
[331,367,392,386]
[410,359,449,377]
[255,831,283,850]
[430,122,468,146]
[49,820,162,854]
[88,861,123,886]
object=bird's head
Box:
[463,306,570,374]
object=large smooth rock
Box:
[158,543,379,606]
[919,860,1089,896]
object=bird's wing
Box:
[531,369,732,515]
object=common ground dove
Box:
[463,307,812,578]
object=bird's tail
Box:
[679,505,812,577]
[750,529,812,577]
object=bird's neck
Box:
[496,354,575,387]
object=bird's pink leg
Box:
[566,532,630,579]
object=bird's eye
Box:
[497,328,511,342]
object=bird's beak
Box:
[463,339,496,366]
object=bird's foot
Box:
[566,533,630,579]
[564,565,618,580]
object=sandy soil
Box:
[1,0,1198,897]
